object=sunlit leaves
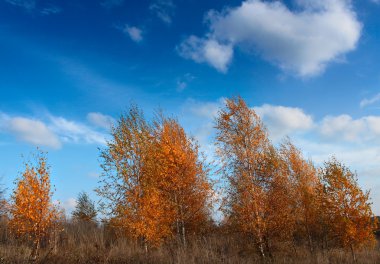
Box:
[9,150,62,258]
[97,106,212,247]
[318,158,376,254]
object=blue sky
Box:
[1,0,380,214]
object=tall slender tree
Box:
[280,139,320,254]
[215,97,293,258]
[150,117,212,246]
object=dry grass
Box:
[0,220,379,264]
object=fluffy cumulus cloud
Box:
[178,36,233,73]
[178,0,361,76]
[123,25,143,43]
[0,112,111,148]
[0,115,61,149]
[320,115,380,142]
[254,104,314,140]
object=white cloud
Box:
[178,0,361,76]
[123,25,143,43]
[150,0,175,24]
[62,198,77,213]
[360,93,380,108]
[178,36,233,73]
[87,112,115,129]
[319,115,380,142]
[254,104,314,140]
[0,111,109,148]
[0,114,61,149]
[180,98,380,214]
[50,116,107,145]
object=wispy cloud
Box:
[0,111,112,149]
[87,112,115,129]
[4,0,35,11]
[176,73,195,92]
[49,116,108,145]
[360,93,380,108]
[40,5,61,15]
[4,0,62,15]
[149,0,175,24]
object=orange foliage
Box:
[280,139,320,253]
[97,106,212,248]
[9,151,61,259]
[318,158,376,259]
[215,97,293,258]
[150,118,212,245]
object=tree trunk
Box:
[350,244,357,263]
[31,238,40,261]
[305,222,314,256]
[180,204,186,247]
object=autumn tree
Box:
[280,139,320,254]
[9,151,61,259]
[149,117,212,246]
[97,106,213,248]
[318,158,376,261]
[96,105,172,248]
[72,192,97,223]
[215,97,293,258]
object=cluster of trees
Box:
[0,97,377,261]
[215,98,375,261]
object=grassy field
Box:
[1,220,379,264]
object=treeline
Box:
[0,97,377,263]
